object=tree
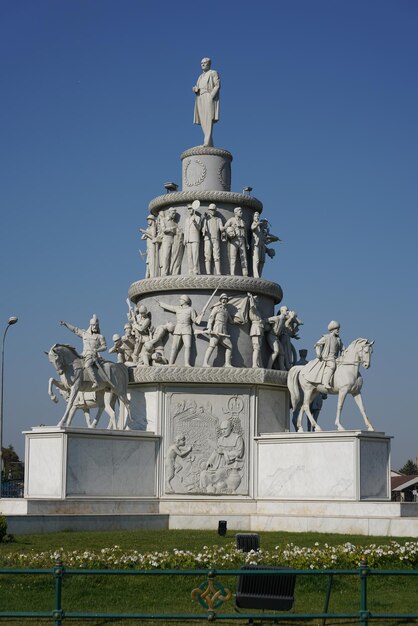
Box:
[398,459,418,476]
[1,445,24,480]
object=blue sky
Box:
[1,0,417,468]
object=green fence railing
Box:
[1,559,418,624]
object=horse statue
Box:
[48,384,118,429]
[288,338,375,432]
[47,344,131,429]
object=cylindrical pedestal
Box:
[181,146,232,192]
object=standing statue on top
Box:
[193,57,220,147]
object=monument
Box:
[7,58,418,537]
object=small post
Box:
[359,558,370,626]
[53,559,64,626]
[322,573,333,626]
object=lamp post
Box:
[0,316,18,496]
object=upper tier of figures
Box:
[139,201,280,279]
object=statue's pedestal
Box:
[24,427,159,499]
[256,431,391,501]
[6,426,418,537]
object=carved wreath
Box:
[184,159,207,187]
[218,162,230,190]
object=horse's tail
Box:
[287,366,303,411]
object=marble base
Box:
[256,431,391,501]
[3,497,418,537]
[11,426,416,538]
[24,427,160,499]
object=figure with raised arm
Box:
[131,305,152,363]
[193,57,220,147]
[60,315,107,390]
[156,295,198,366]
[203,293,237,367]
[265,306,291,370]
[166,434,193,493]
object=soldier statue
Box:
[60,315,107,390]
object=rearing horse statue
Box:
[288,338,375,432]
[47,343,131,429]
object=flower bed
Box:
[2,540,418,570]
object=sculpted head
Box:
[279,306,288,316]
[187,204,194,214]
[208,203,217,214]
[201,57,211,71]
[89,314,100,333]
[234,207,243,218]
[147,214,155,224]
[220,420,233,437]
[253,212,260,222]
[328,320,340,335]
[179,294,191,306]
[175,434,186,446]
[168,207,176,219]
[220,293,229,304]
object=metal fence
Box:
[0,478,24,498]
[0,559,417,625]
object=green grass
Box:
[1,529,417,625]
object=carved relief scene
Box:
[165,391,249,495]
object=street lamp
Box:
[0,316,18,496]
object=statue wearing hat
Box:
[59,315,107,390]
[202,203,224,275]
[156,295,198,366]
[303,321,345,390]
[203,293,238,368]
[183,200,202,275]
[139,214,159,278]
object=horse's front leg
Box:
[302,387,322,432]
[90,406,104,429]
[352,392,374,431]
[292,404,301,432]
[48,378,65,403]
[58,373,81,428]
[84,409,92,428]
[104,393,117,430]
[335,387,349,431]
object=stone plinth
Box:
[24,428,159,499]
[256,431,391,501]
[127,369,290,497]
[181,146,233,192]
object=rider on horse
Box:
[303,320,344,391]
[60,315,107,390]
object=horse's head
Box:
[342,338,374,369]
[47,343,81,375]
[47,345,64,374]
[354,338,374,369]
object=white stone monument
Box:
[15,58,418,538]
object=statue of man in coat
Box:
[193,57,220,147]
